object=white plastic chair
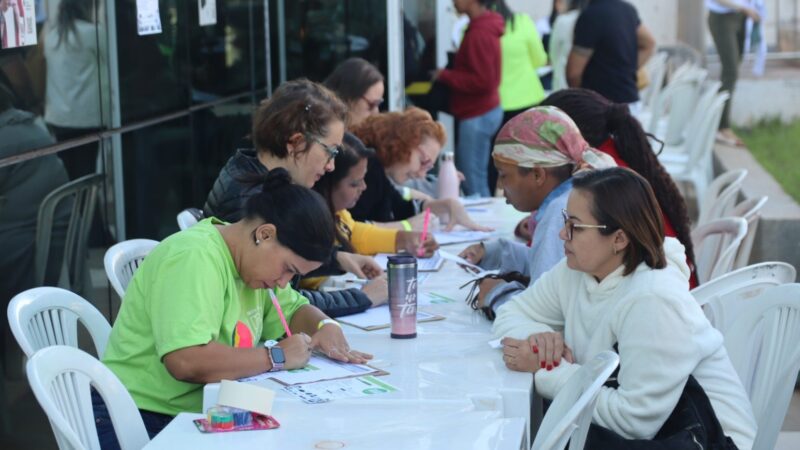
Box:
[176,207,204,231]
[103,239,159,298]
[7,287,111,358]
[718,284,800,450]
[646,76,703,144]
[26,345,149,450]
[692,261,796,332]
[695,169,748,227]
[638,52,668,113]
[691,217,748,284]
[531,351,620,450]
[659,92,729,203]
[729,196,768,269]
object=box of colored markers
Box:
[193,406,280,433]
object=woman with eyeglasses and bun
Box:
[494,167,755,449]
[324,57,385,128]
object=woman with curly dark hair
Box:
[540,88,699,288]
[350,107,490,232]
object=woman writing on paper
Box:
[350,107,490,232]
[494,168,756,448]
[99,169,371,446]
[314,132,439,257]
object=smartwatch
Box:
[264,340,285,372]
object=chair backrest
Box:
[684,79,722,139]
[719,284,800,450]
[684,91,728,173]
[692,261,796,331]
[103,239,159,298]
[7,287,111,358]
[729,196,768,270]
[646,76,699,135]
[691,217,748,284]
[697,169,748,227]
[176,207,204,231]
[35,173,104,296]
[640,51,669,111]
[26,346,149,450]
[531,351,620,450]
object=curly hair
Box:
[541,88,696,268]
[350,107,446,167]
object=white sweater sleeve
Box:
[492,260,568,340]
[590,294,707,439]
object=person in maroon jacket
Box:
[435,0,504,197]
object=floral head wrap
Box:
[492,106,616,172]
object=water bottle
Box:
[388,255,417,339]
[437,151,460,200]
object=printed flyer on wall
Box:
[1,0,37,49]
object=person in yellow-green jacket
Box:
[96,169,371,448]
[302,132,439,290]
[488,0,548,194]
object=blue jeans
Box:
[455,106,503,197]
[92,390,174,449]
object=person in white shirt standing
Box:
[707,0,761,147]
[494,167,756,449]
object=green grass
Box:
[736,120,800,202]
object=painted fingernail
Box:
[532,345,539,353]
[553,361,559,367]
[540,361,546,368]
[546,365,553,371]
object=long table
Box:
[145,199,531,450]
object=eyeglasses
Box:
[310,137,341,163]
[562,209,607,241]
[362,95,384,111]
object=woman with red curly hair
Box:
[350,107,490,232]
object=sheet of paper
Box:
[438,250,498,277]
[338,305,444,331]
[283,375,398,404]
[373,252,444,272]
[136,0,162,35]
[1,0,37,48]
[459,197,492,207]
[217,380,275,416]
[432,230,494,246]
[418,291,457,306]
[198,0,217,26]
[488,338,502,349]
[239,355,385,386]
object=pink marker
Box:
[417,208,431,257]
[269,289,292,337]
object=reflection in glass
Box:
[277,0,388,84]
[44,0,109,179]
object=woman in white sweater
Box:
[493,167,756,449]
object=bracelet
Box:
[317,318,341,330]
[400,220,412,231]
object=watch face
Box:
[271,346,286,364]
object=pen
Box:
[345,278,369,284]
[269,289,292,337]
[417,208,431,257]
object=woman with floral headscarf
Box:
[459,106,615,318]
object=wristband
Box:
[402,186,412,201]
[317,318,341,330]
[401,220,412,231]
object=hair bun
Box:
[606,104,630,131]
[262,168,293,192]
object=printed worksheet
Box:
[373,252,444,272]
[283,376,399,404]
[239,355,386,386]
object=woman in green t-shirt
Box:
[98,169,370,445]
